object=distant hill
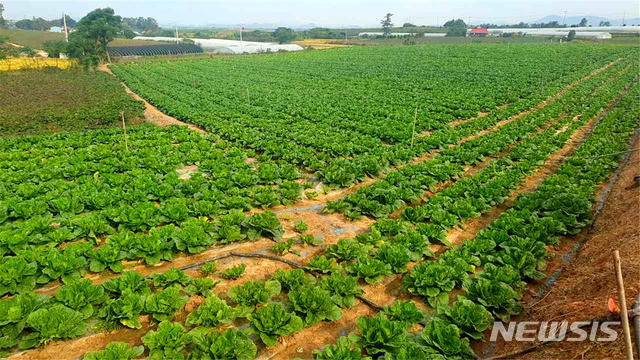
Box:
[532,15,640,26]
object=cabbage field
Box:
[1,43,639,360]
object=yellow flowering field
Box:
[0,57,74,71]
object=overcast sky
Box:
[3,0,639,27]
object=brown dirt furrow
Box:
[98,64,207,134]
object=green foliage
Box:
[271,269,316,292]
[293,220,308,233]
[305,255,340,274]
[354,313,406,355]
[102,271,151,296]
[84,342,144,360]
[0,257,37,296]
[151,268,192,288]
[189,328,257,360]
[383,301,424,327]
[185,295,235,328]
[54,279,107,318]
[247,212,284,241]
[141,321,190,360]
[374,244,411,273]
[227,280,281,316]
[462,278,523,322]
[319,272,363,309]
[270,239,298,256]
[420,318,475,358]
[98,292,144,329]
[184,277,219,297]
[220,264,246,280]
[248,302,303,346]
[144,285,187,322]
[402,260,469,307]
[288,286,342,326]
[299,234,322,246]
[325,238,370,262]
[19,304,86,349]
[200,262,216,277]
[438,298,494,340]
[313,335,369,360]
[347,257,392,284]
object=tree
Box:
[578,17,588,27]
[122,17,159,34]
[567,30,576,41]
[402,22,416,27]
[42,40,67,58]
[599,21,611,27]
[443,19,466,28]
[273,27,295,44]
[443,19,467,37]
[59,15,76,28]
[74,8,123,55]
[381,13,393,36]
[0,3,6,28]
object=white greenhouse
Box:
[132,36,303,54]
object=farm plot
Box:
[1,44,638,360]
[0,69,144,135]
[110,44,635,188]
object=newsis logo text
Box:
[490,321,620,342]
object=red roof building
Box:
[467,28,489,37]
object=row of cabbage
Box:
[109,45,633,187]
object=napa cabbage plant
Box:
[288,286,342,326]
[54,279,107,318]
[84,342,144,360]
[141,321,191,360]
[247,302,303,346]
[189,328,257,360]
[185,295,235,328]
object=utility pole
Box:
[562,10,567,26]
[240,24,243,45]
[622,13,626,26]
[175,25,179,43]
[62,13,68,42]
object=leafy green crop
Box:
[84,341,144,360]
[383,301,424,327]
[144,285,187,322]
[438,298,493,340]
[184,277,219,297]
[98,292,144,329]
[186,295,235,328]
[0,257,37,296]
[354,313,406,355]
[19,304,86,349]
[227,280,281,316]
[189,328,257,360]
[271,269,316,292]
[347,257,392,284]
[141,321,191,360]
[420,318,475,358]
[151,268,192,288]
[288,286,342,326]
[247,302,303,346]
[319,272,362,309]
[220,264,246,280]
[54,279,107,318]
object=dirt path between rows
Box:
[98,64,207,134]
[483,133,640,360]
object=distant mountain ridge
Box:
[532,15,640,26]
